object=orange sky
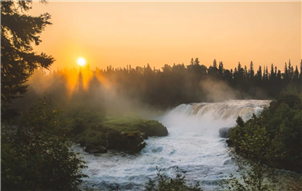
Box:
[29,1,301,71]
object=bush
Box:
[1,100,87,191]
[229,92,302,172]
[66,107,105,134]
[145,168,203,191]
[220,150,279,191]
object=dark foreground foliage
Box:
[1,100,87,191]
[145,168,203,191]
[229,91,302,172]
[220,149,280,191]
[1,0,54,119]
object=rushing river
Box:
[73,100,271,191]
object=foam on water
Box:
[73,100,271,190]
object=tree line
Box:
[24,58,301,111]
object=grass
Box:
[103,116,168,136]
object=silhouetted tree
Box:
[194,58,200,65]
[249,61,254,78]
[213,59,217,68]
[218,61,224,77]
[1,0,54,118]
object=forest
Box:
[2,0,302,190]
[9,58,302,114]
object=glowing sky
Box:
[29,1,301,71]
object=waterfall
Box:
[74,100,271,191]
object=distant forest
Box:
[15,58,302,111]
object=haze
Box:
[29,1,301,70]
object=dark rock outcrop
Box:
[84,144,107,154]
[75,118,168,154]
[226,139,233,147]
[138,120,168,137]
[219,127,233,138]
[121,131,146,152]
[140,132,148,139]
[82,131,146,153]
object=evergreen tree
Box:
[194,58,200,65]
[300,59,302,80]
[237,62,242,71]
[1,0,54,118]
[284,62,288,80]
[249,61,254,78]
[288,60,293,79]
[270,64,275,79]
[218,61,224,77]
[213,59,217,68]
[257,66,262,79]
[190,58,194,65]
[294,66,299,80]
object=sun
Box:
[77,57,86,66]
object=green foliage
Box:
[102,116,143,132]
[220,150,279,191]
[145,168,203,191]
[1,100,87,191]
[103,116,168,136]
[67,107,105,134]
[236,116,245,127]
[229,91,302,172]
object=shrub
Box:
[229,92,302,172]
[145,168,203,191]
[220,150,279,191]
[1,100,87,191]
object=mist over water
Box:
[74,100,271,191]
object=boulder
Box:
[219,127,233,138]
[138,120,168,137]
[140,132,148,139]
[226,139,233,147]
[121,131,147,152]
[84,144,107,154]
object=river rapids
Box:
[72,100,271,190]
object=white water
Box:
[73,100,270,190]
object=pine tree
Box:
[300,59,302,80]
[1,0,54,118]
[284,62,288,80]
[218,61,224,76]
[270,64,275,79]
[190,58,194,65]
[249,61,254,79]
[194,58,200,65]
[213,59,217,68]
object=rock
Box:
[223,159,233,165]
[121,131,147,152]
[140,132,148,139]
[138,120,168,137]
[226,139,233,147]
[137,141,146,151]
[84,145,107,154]
[219,127,233,138]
